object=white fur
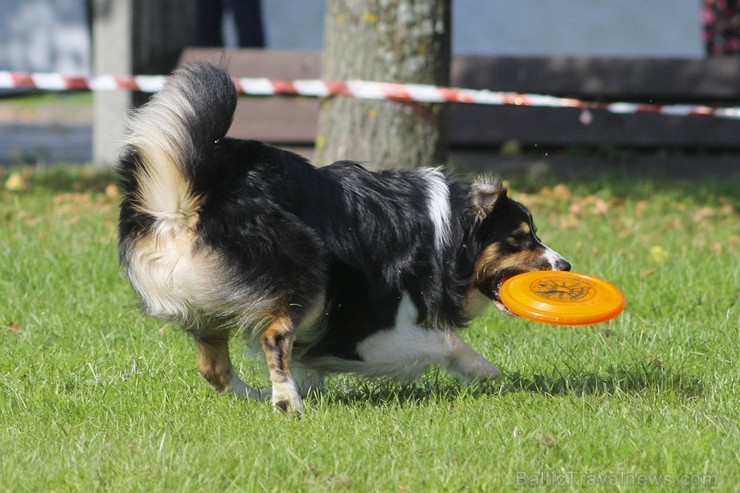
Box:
[123,79,278,329]
[127,90,197,220]
[355,293,453,379]
[543,247,566,269]
[304,292,502,382]
[125,229,277,329]
[418,168,452,251]
[271,378,304,415]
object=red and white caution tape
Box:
[2,70,740,120]
[0,72,167,93]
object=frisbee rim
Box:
[500,271,625,326]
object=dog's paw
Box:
[475,360,503,381]
[271,381,304,416]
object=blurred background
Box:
[1,0,737,178]
[0,0,704,75]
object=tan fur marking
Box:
[513,221,531,236]
[474,244,548,282]
[195,332,261,399]
[196,335,234,393]
[261,315,294,383]
[260,313,303,414]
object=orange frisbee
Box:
[500,271,625,326]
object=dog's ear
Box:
[472,178,505,220]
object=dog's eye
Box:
[504,234,528,248]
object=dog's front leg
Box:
[445,332,503,382]
[261,315,303,415]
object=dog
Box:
[117,63,571,415]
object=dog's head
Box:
[470,180,571,315]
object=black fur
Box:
[117,63,570,411]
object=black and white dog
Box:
[118,64,570,414]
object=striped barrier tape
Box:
[2,70,740,120]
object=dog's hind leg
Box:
[260,314,303,415]
[196,334,263,400]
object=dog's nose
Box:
[557,259,572,271]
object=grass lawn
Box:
[0,165,737,492]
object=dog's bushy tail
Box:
[118,63,236,228]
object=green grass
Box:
[0,91,93,108]
[1,166,737,492]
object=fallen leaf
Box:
[559,215,581,229]
[105,183,120,200]
[533,433,558,451]
[5,172,31,192]
[592,198,610,215]
[635,200,649,217]
[650,245,669,263]
[551,184,571,200]
[692,207,715,222]
[648,355,664,370]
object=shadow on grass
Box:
[321,365,705,407]
[501,366,704,398]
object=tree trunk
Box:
[315,0,451,170]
